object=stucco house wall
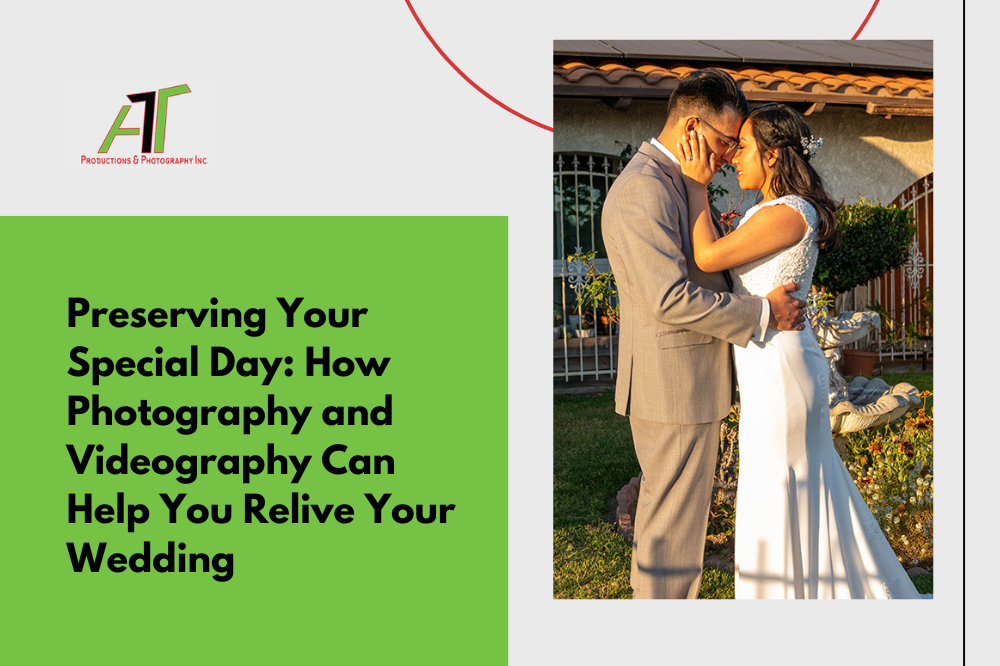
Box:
[554,98,932,212]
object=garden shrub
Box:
[813,200,916,296]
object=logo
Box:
[99,84,190,154]
[82,84,206,167]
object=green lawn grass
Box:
[553,524,632,599]
[553,370,933,599]
[553,391,636,528]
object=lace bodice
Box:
[729,195,818,302]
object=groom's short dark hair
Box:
[666,68,749,124]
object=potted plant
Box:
[584,270,619,335]
[841,345,879,378]
[566,249,619,337]
[567,300,595,338]
[811,199,917,377]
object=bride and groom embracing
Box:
[602,68,920,599]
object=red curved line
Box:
[851,0,880,39]
[405,0,553,132]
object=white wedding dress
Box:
[729,195,919,599]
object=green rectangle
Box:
[2,217,508,664]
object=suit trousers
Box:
[629,417,721,599]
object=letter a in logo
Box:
[99,85,191,154]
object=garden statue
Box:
[810,309,921,435]
[804,199,923,436]
[829,376,921,435]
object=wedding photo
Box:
[551,40,934,599]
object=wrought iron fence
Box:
[553,153,623,381]
[866,173,934,361]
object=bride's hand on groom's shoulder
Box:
[766,283,807,331]
[678,130,717,189]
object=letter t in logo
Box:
[154,85,191,153]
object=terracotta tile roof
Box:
[556,61,931,99]
[554,61,932,113]
[554,40,932,70]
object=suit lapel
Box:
[637,142,687,212]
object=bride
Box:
[678,103,920,599]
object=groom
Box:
[601,68,805,599]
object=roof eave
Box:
[554,79,933,116]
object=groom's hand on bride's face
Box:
[766,283,807,331]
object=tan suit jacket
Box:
[602,141,762,424]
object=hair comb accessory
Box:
[801,135,823,158]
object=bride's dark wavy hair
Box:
[746,103,840,254]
